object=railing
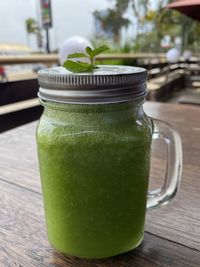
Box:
[1,53,199,81]
[0,53,166,65]
[0,53,199,64]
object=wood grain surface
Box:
[1,179,199,267]
[0,102,200,266]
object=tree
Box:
[93,0,130,44]
[94,0,200,52]
[25,18,41,46]
[25,18,39,34]
[131,0,150,29]
[157,4,200,52]
[130,0,200,52]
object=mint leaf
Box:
[92,45,109,57]
[63,45,110,73]
[85,46,93,57]
[63,60,93,73]
[67,53,88,59]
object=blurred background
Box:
[0,0,200,131]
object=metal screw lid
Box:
[38,65,148,104]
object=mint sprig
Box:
[63,60,93,73]
[63,45,109,73]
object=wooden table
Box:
[0,102,200,267]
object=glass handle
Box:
[147,119,182,210]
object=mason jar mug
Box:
[36,65,182,259]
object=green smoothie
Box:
[36,100,153,259]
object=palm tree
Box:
[94,0,130,45]
[25,18,39,47]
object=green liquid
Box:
[37,101,152,259]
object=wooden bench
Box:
[0,98,39,115]
[147,70,185,101]
[0,79,42,132]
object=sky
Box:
[0,0,160,52]
[0,0,111,51]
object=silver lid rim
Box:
[38,81,147,104]
[38,91,147,105]
[37,65,148,104]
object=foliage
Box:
[93,0,200,54]
[157,7,200,51]
[25,18,43,50]
[63,45,109,73]
[93,0,130,44]
[25,18,39,34]
[131,0,151,24]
